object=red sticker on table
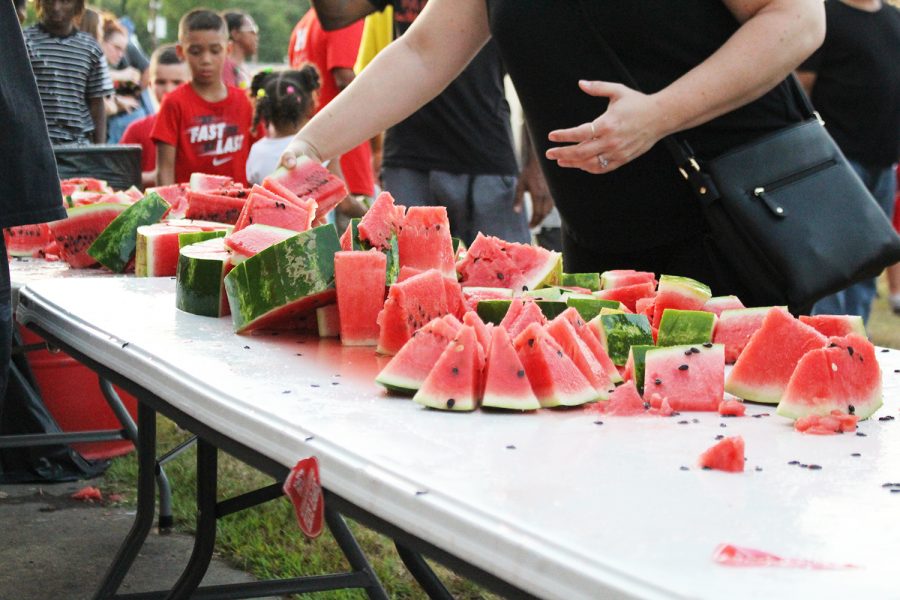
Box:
[283,456,324,539]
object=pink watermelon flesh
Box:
[462,287,514,312]
[148,184,189,218]
[546,315,614,398]
[726,308,827,405]
[776,333,882,421]
[595,282,656,313]
[260,177,305,208]
[497,238,560,291]
[601,381,647,416]
[798,314,867,339]
[231,192,313,234]
[398,206,456,279]
[713,307,776,364]
[358,191,406,250]
[413,325,481,411]
[652,277,711,330]
[481,326,541,410]
[462,311,492,370]
[442,277,466,320]
[376,316,460,394]
[644,343,725,412]
[794,410,859,434]
[48,203,129,268]
[190,173,233,192]
[503,299,547,341]
[376,268,450,355]
[224,224,298,263]
[718,399,746,417]
[397,266,426,282]
[600,269,657,290]
[137,221,206,277]
[267,159,347,222]
[334,250,387,346]
[456,233,524,290]
[699,436,745,472]
[514,322,598,408]
[559,307,622,384]
[4,223,53,257]
[185,190,247,224]
[703,295,745,316]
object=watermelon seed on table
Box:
[415,490,428,496]
[311,384,320,388]
[755,466,764,472]
[715,435,724,440]
[851,453,861,457]
[331,382,340,386]
[304,436,314,442]
[594,421,603,425]
[720,423,727,428]
[678,420,689,425]
[789,460,800,465]
[879,416,896,421]
[679,466,689,471]
[808,465,823,470]
[506,445,516,450]
[692,419,700,423]
[857,432,867,436]
[243,345,250,349]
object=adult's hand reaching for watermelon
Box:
[280,138,324,170]
[545,80,666,175]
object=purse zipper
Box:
[751,158,838,218]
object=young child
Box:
[24,0,114,145]
[245,67,319,185]
[151,9,257,185]
[120,44,190,187]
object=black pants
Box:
[0,237,10,408]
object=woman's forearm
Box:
[291,0,490,162]
[652,0,825,137]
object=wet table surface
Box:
[15,276,900,600]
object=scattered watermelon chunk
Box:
[601,381,646,415]
[794,410,859,434]
[718,399,746,417]
[699,436,745,472]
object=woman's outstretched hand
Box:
[280,137,323,170]
[546,80,666,174]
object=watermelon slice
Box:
[376,315,461,394]
[148,183,190,218]
[190,173,233,192]
[224,224,299,264]
[699,436,745,472]
[558,308,622,385]
[48,203,129,268]
[798,314,867,339]
[713,306,778,364]
[376,269,451,355]
[334,250,387,346]
[184,190,247,224]
[481,326,541,411]
[231,191,314,234]
[224,224,340,333]
[776,333,883,421]
[457,233,525,289]
[135,220,231,277]
[413,325,481,411]
[599,269,656,290]
[702,295,745,316]
[176,236,233,317]
[87,192,171,273]
[656,309,716,347]
[501,298,547,341]
[266,158,348,221]
[652,275,712,329]
[4,223,54,257]
[499,238,562,291]
[594,282,656,313]
[462,311,492,367]
[397,206,456,279]
[514,322,599,408]
[726,308,827,405]
[644,343,725,412]
[316,304,341,338]
[546,314,614,399]
[358,191,406,250]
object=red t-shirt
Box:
[288,9,374,196]
[151,83,256,185]
[120,114,157,173]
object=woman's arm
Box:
[546,0,826,174]
[282,0,490,167]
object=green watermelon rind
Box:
[534,300,568,320]
[175,237,231,318]
[656,309,716,347]
[566,297,622,321]
[626,344,654,394]
[87,192,170,272]
[657,274,712,302]
[476,299,512,326]
[523,287,563,301]
[178,229,229,249]
[520,252,562,292]
[224,224,340,333]
[560,272,600,291]
[595,313,654,366]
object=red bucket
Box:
[18,326,137,460]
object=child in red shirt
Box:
[152,9,256,185]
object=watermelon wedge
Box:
[176,236,233,318]
[266,158,348,221]
[546,314,614,399]
[224,224,299,264]
[87,192,171,273]
[798,315,867,339]
[185,190,247,224]
[481,326,541,411]
[376,316,461,394]
[358,191,406,250]
[644,343,725,412]
[48,203,130,268]
[397,206,456,279]
[376,269,451,355]
[231,191,314,234]
[514,322,599,408]
[713,307,776,364]
[413,325,481,411]
[334,250,387,346]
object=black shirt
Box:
[487,0,804,250]
[800,1,900,168]
[1,4,66,229]
[369,0,518,175]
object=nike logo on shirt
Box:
[212,156,233,167]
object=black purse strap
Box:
[581,6,819,201]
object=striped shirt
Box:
[23,24,114,145]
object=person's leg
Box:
[427,170,473,244]
[469,174,531,245]
[0,237,11,413]
[380,167,431,208]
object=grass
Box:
[103,277,900,598]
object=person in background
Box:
[24,0,113,145]
[14,0,26,24]
[120,44,190,188]
[102,15,146,143]
[286,1,825,306]
[889,168,900,313]
[307,0,545,248]
[288,6,375,221]
[77,5,101,39]
[245,67,320,185]
[152,9,257,186]
[1,0,68,401]
[223,10,257,90]
[798,0,900,325]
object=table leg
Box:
[325,503,390,600]
[93,401,158,600]
[395,542,454,599]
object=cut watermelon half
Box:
[481,326,540,411]
[413,325,481,411]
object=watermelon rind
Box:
[657,274,711,301]
[316,304,341,338]
[178,229,229,248]
[176,237,232,318]
[224,224,340,333]
[534,300,567,320]
[523,287,562,301]
[625,344,654,394]
[592,313,654,366]
[87,192,170,273]
[476,299,512,326]
[561,272,600,291]
[521,251,562,292]
[656,309,716,347]
[566,296,622,321]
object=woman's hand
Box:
[280,137,324,170]
[545,80,667,174]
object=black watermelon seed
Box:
[654,378,662,385]
[296,353,303,356]
[891,489,900,494]
[452,367,459,375]
[691,347,700,354]
[788,460,800,465]
[447,398,456,408]
[715,434,724,440]
[881,348,890,353]
[678,420,689,425]
[310,384,320,388]
[415,490,428,496]
[808,464,822,470]
[894,369,900,373]
[522,285,529,292]
[702,466,712,471]
[643,402,651,410]
[848,405,856,414]
[755,466,763,472]
[517,369,525,378]
[496,272,504,280]
[594,420,604,425]
[506,445,516,450]
[702,342,713,348]
[856,432,868,437]
[828,343,838,348]
[851,453,861,457]
[692,419,699,423]
[121,342,129,348]
[881,483,898,488]
[684,349,693,356]
[720,423,727,428]
[678,364,689,371]
[879,415,895,421]
[331,382,339,386]
[679,466,689,471]
[243,345,250,350]
[557,350,563,358]
[528,338,535,348]
[847,347,854,356]
[282,390,291,394]
[304,436,314,442]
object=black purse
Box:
[590,25,900,311]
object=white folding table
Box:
[15,276,900,600]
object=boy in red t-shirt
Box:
[152,9,256,185]
[120,44,189,188]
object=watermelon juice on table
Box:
[334,250,387,346]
